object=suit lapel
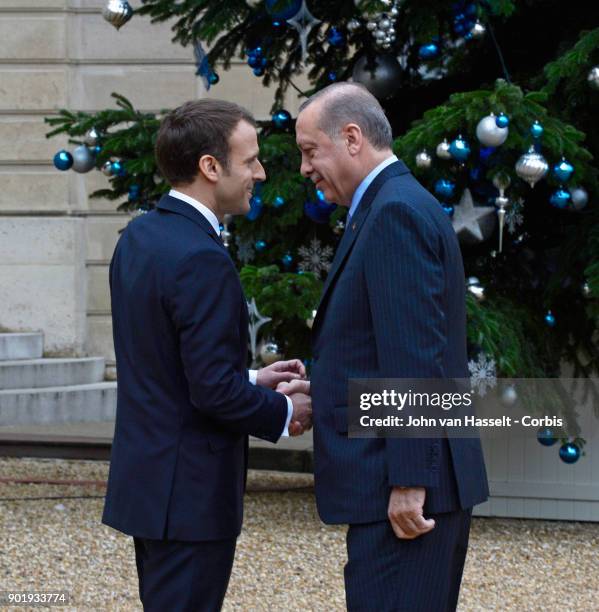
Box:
[156,194,225,251]
[312,161,410,335]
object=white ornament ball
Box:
[466,276,485,302]
[415,150,432,169]
[501,385,518,406]
[569,186,588,210]
[470,20,486,39]
[84,127,100,147]
[436,139,452,159]
[587,66,599,91]
[476,114,508,147]
[71,145,96,173]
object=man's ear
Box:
[198,154,221,183]
[343,123,363,156]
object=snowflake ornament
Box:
[468,352,497,397]
[235,235,255,264]
[298,238,333,278]
[505,199,524,234]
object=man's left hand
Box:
[256,359,306,389]
[387,486,435,540]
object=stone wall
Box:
[0,0,308,362]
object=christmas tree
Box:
[46,0,599,458]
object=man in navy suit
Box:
[292,83,489,610]
[102,99,312,611]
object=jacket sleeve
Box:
[168,247,288,442]
[364,202,447,488]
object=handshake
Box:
[256,359,312,437]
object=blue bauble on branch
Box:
[128,184,141,201]
[327,27,345,47]
[549,188,571,209]
[255,239,267,251]
[418,42,440,60]
[246,195,263,221]
[53,150,73,171]
[442,204,455,217]
[553,158,574,183]
[495,113,509,128]
[530,120,544,139]
[559,442,581,464]
[265,0,302,20]
[273,195,286,208]
[281,252,293,268]
[272,109,292,129]
[434,179,456,200]
[544,310,556,327]
[209,72,220,85]
[449,136,471,162]
[537,427,557,446]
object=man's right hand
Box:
[277,380,312,436]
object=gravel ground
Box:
[1,458,598,611]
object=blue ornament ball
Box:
[495,113,509,128]
[537,427,557,446]
[128,184,141,201]
[281,253,293,268]
[316,189,328,202]
[273,195,285,208]
[93,145,102,155]
[272,109,292,129]
[327,27,345,47]
[246,195,263,221]
[111,160,126,177]
[271,19,286,35]
[530,120,544,139]
[247,55,261,68]
[418,42,440,60]
[544,310,556,327]
[553,159,574,183]
[209,72,220,85]
[434,179,456,200]
[53,150,73,171]
[449,136,471,161]
[255,239,267,252]
[549,188,571,209]
[478,146,496,163]
[328,71,338,82]
[559,442,581,464]
[304,199,337,224]
[442,204,455,217]
[265,0,302,20]
[253,67,265,77]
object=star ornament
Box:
[286,0,321,63]
[451,188,497,245]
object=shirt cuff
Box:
[281,396,293,437]
[248,369,257,385]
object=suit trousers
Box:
[133,536,237,612]
[344,508,472,612]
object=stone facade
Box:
[0,0,308,363]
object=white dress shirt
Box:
[168,189,293,437]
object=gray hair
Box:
[298,82,392,150]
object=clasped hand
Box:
[256,360,312,437]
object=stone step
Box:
[0,333,44,361]
[0,382,117,427]
[0,357,105,390]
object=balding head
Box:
[298,82,393,150]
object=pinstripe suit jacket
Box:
[310,160,489,524]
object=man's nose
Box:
[255,160,266,182]
[300,158,312,178]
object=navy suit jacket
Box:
[102,194,288,542]
[311,160,489,524]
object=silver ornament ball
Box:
[366,21,377,31]
[102,0,133,30]
[347,19,361,33]
[515,146,549,188]
[501,385,518,406]
[101,160,114,176]
[436,139,451,159]
[582,282,592,298]
[84,127,100,147]
[352,54,401,99]
[587,66,599,91]
[476,114,508,147]
[466,276,485,301]
[71,145,96,173]
[569,186,588,211]
[259,341,283,365]
[469,20,486,39]
[415,149,432,169]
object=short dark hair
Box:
[155,99,257,185]
[298,82,392,150]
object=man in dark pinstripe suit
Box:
[291,83,489,611]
